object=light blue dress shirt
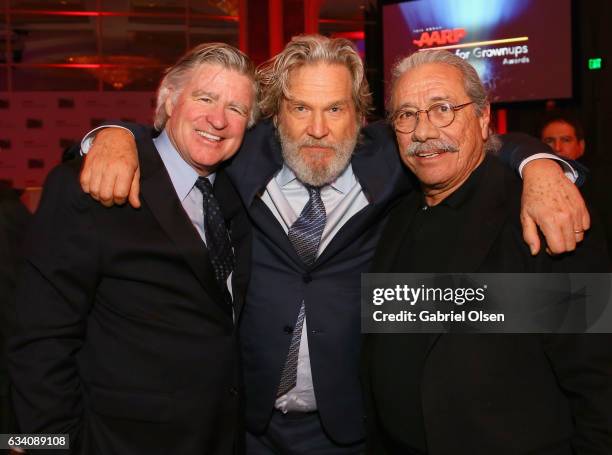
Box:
[153,130,234,301]
[153,129,214,245]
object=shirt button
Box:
[302,274,312,283]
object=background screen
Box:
[383,0,572,104]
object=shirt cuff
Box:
[80,125,135,156]
[518,153,578,183]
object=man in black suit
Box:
[8,43,255,454]
[75,36,590,454]
[364,49,612,454]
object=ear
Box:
[479,103,491,141]
[579,139,586,155]
[164,88,175,118]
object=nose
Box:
[552,139,562,153]
[411,111,439,143]
[207,104,228,130]
[307,111,329,139]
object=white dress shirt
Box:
[153,130,214,244]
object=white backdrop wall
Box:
[0,92,156,188]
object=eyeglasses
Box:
[390,101,475,134]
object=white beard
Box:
[278,123,358,187]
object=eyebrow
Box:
[192,90,249,113]
[395,95,451,111]
[229,101,249,113]
[192,90,218,100]
[285,96,349,107]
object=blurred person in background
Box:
[540,111,585,161]
[541,111,612,269]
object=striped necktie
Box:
[195,176,235,305]
[277,186,326,396]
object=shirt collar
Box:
[153,129,215,201]
[421,155,488,210]
[275,162,355,194]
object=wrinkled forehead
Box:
[392,63,467,109]
[284,62,353,98]
[187,62,255,94]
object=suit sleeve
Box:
[0,191,31,434]
[95,121,155,143]
[497,132,587,186]
[543,334,612,454]
[361,339,391,455]
[8,163,101,447]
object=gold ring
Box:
[574,229,584,234]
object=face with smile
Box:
[276,62,359,187]
[391,62,490,205]
[541,120,585,160]
[164,63,254,176]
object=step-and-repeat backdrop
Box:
[0,92,156,188]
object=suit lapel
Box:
[226,121,309,269]
[249,196,303,265]
[138,137,228,310]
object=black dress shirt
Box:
[364,155,611,455]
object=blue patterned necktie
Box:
[195,176,235,305]
[277,186,326,397]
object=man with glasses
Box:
[363,49,612,455]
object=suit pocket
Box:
[85,383,172,422]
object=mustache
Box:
[297,138,338,151]
[404,139,459,157]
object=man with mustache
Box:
[364,49,611,455]
[77,35,588,453]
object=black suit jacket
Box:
[0,189,31,433]
[8,137,251,454]
[364,156,612,454]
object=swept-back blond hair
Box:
[257,34,372,120]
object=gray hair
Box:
[389,49,488,116]
[257,34,372,120]
[154,42,258,130]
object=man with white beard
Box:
[77,35,589,453]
